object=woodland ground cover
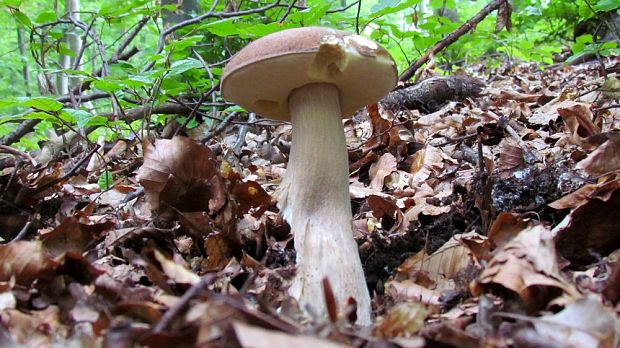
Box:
[0,0,619,347]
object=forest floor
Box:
[0,56,619,347]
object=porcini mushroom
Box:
[221,27,397,325]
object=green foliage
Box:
[97,170,114,190]
[0,0,616,148]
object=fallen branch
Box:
[382,75,486,112]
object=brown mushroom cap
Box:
[221,27,397,121]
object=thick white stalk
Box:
[277,83,371,325]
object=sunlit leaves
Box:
[594,0,620,12]
[167,58,203,76]
[10,9,31,28]
[202,19,286,39]
[368,0,421,18]
[22,97,63,112]
[34,10,56,23]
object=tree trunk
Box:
[58,0,81,95]
[16,25,31,96]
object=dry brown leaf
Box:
[375,302,430,338]
[203,234,236,272]
[394,235,474,293]
[576,134,620,176]
[473,225,580,311]
[367,195,404,232]
[456,232,492,262]
[137,136,226,215]
[554,190,620,264]
[401,197,452,225]
[487,212,530,249]
[497,139,525,173]
[41,212,114,257]
[557,102,599,150]
[230,179,273,217]
[409,145,444,185]
[233,321,347,348]
[516,295,620,348]
[0,241,58,285]
[0,307,62,347]
[386,280,442,306]
[369,152,397,191]
[365,103,391,150]
[114,301,164,324]
[153,249,200,285]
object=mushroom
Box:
[221,27,397,325]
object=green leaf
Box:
[12,9,31,28]
[371,0,400,12]
[58,43,76,57]
[98,170,114,190]
[0,0,23,6]
[0,98,19,109]
[93,79,124,93]
[594,0,620,12]
[64,109,90,127]
[22,98,63,112]
[168,36,202,51]
[22,111,58,122]
[168,59,203,76]
[35,11,57,23]
[367,0,420,17]
[572,34,593,54]
[202,18,238,37]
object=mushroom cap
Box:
[221,27,397,121]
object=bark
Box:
[16,26,31,96]
[59,0,81,94]
[382,75,486,113]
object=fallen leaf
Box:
[153,249,200,285]
[376,302,430,339]
[137,136,226,216]
[576,134,620,176]
[0,241,58,285]
[554,190,620,264]
[557,102,599,150]
[232,321,346,348]
[386,280,442,306]
[516,295,620,348]
[473,224,580,311]
[369,152,397,191]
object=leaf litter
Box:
[0,58,619,347]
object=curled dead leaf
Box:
[473,225,580,311]
[137,136,226,216]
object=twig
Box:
[15,144,100,204]
[278,0,298,23]
[152,274,216,334]
[355,0,362,34]
[0,145,36,166]
[146,0,284,72]
[1,46,138,146]
[10,220,34,243]
[204,112,239,143]
[233,112,255,155]
[399,0,508,82]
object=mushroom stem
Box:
[277,83,371,325]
